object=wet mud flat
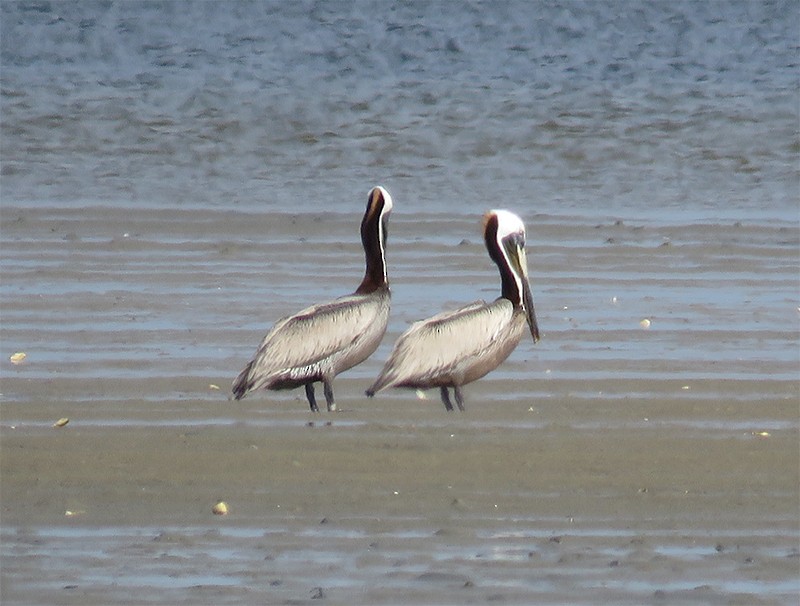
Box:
[1,385,798,605]
[1,204,799,604]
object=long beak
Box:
[515,245,540,343]
[522,275,539,343]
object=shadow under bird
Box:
[366,209,539,411]
[232,186,393,411]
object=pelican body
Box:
[366,209,539,411]
[232,186,393,411]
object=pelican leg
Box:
[323,378,336,412]
[439,386,454,412]
[305,383,319,412]
[453,385,466,411]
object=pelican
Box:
[366,209,539,411]
[232,186,393,411]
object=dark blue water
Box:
[2,0,798,220]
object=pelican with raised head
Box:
[366,209,539,411]
[232,186,393,411]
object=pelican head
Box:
[483,209,540,342]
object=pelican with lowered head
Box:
[366,209,539,411]
[232,186,393,411]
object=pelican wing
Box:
[240,292,386,385]
[371,298,514,390]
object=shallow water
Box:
[3,521,799,605]
[1,2,799,605]
[2,205,797,389]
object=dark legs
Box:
[305,383,319,412]
[439,386,466,412]
[323,378,336,412]
[304,380,336,412]
[453,385,465,411]
[440,386,453,411]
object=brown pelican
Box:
[232,186,393,411]
[366,209,539,411]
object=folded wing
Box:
[235,293,386,395]
[369,298,514,391]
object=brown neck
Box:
[355,189,389,294]
[484,214,521,306]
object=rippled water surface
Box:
[2,0,797,218]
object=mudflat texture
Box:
[2,206,798,605]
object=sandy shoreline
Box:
[2,204,799,604]
[2,376,798,604]
[3,384,798,528]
